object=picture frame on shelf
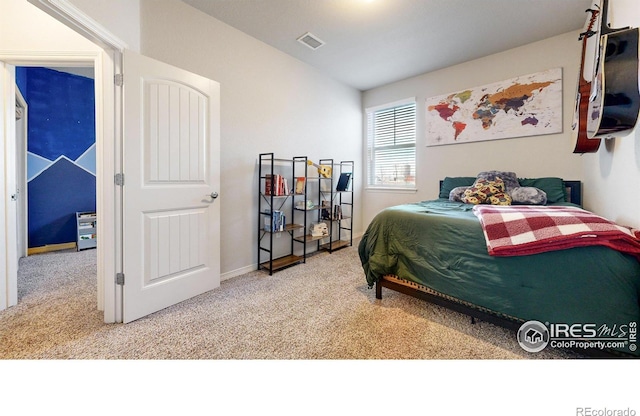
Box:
[336,172,352,191]
[295,177,306,194]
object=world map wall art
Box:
[425,67,562,146]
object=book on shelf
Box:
[320,204,343,220]
[263,209,285,232]
[320,200,331,220]
[333,204,342,220]
[265,174,290,196]
[336,172,352,192]
[265,174,273,195]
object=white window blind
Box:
[366,100,416,188]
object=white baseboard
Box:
[221,264,257,281]
[221,232,362,282]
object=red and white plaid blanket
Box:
[472,205,640,258]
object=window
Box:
[366,99,416,188]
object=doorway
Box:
[0,52,115,321]
[14,64,98,311]
[1,0,121,323]
[17,65,97,257]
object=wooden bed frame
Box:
[373,180,627,358]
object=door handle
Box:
[207,192,219,200]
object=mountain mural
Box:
[28,146,96,247]
[28,146,96,182]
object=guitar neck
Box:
[578,7,599,83]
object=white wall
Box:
[362,23,640,231]
[67,0,141,51]
[583,131,640,229]
[0,0,100,52]
[135,0,363,278]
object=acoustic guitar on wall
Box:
[572,4,601,154]
[586,0,640,139]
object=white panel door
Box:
[122,50,220,323]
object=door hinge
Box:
[116,272,125,285]
[114,73,123,87]
[115,173,124,186]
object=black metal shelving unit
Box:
[318,159,354,253]
[257,153,304,274]
[257,154,354,273]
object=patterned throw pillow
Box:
[476,170,520,193]
[461,177,507,204]
[487,192,513,205]
[449,186,470,202]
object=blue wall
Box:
[18,67,96,248]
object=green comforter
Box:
[359,199,640,356]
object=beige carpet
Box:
[0,244,581,360]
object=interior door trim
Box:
[20,0,128,323]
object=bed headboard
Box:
[564,180,582,206]
[438,179,582,206]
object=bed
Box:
[358,174,640,358]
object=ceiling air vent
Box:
[297,32,325,50]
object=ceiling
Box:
[181,0,593,91]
